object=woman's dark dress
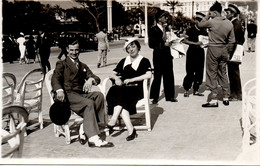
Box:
[106,57,151,115]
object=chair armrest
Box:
[98,77,112,96]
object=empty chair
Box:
[241,78,257,151]
[1,105,29,158]
[15,68,45,129]
[45,69,83,144]
[2,73,16,106]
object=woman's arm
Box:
[123,71,152,85]
[182,39,203,46]
[109,71,123,86]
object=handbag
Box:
[230,44,244,64]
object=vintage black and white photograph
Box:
[1,0,259,164]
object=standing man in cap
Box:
[57,32,68,60]
[198,1,235,107]
[182,12,208,97]
[51,41,114,148]
[148,9,177,104]
[96,28,110,68]
[225,3,245,101]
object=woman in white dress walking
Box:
[17,32,26,64]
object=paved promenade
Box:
[2,38,257,164]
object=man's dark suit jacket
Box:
[36,33,53,58]
[52,57,100,92]
[230,18,245,58]
[148,25,172,62]
[51,57,101,111]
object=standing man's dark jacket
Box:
[230,18,245,59]
[36,32,53,73]
[228,17,245,100]
[149,24,176,101]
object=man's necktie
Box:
[74,59,79,69]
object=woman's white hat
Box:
[123,37,139,51]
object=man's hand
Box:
[56,91,65,102]
[83,79,93,93]
[115,77,123,86]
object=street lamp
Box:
[138,12,141,37]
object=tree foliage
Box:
[2,0,60,35]
[163,0,181,15]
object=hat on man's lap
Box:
[49,101,71,125]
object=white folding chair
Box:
[1,105,29,158]
[99,77,153,134]
[45,69,84,144]
[15,68,45,130]
[241,78,257,151]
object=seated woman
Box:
[106,38,152,141]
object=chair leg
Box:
[79,123,84,136]
[64,124,71,144]
[38,109,43,129]
[54,124,59,137]
[144,108,151,131]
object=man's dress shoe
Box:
[202,102,218,107]
[223,100,229,106]
[152,99,158,104]
[184,91,189,97]
[88,139,114,148]
[166,98,178,102]
[193,91,204,96]
[78,134,87,145]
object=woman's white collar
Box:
[123,55,143,71]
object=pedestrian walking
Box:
[36,30,52,73]
[17,32,26,64]
[57,32,68,60]
[51,41,114,148]
[96,28,110,68]
[148,10,177,104]
[247,19,257,52]
[198,1,236,107]
[182,12,208,97]
[2,34,18,63]
[25,34,36,63]
[225,4,245,101]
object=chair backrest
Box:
[2,73,16,106]
[241,78,257,150]
[100,76,153,131]
[45,69,55,104]
[1,105,29,158]
[16,68,45,108]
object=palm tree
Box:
[163,0,181,15]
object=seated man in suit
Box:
[51,41,114,148]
